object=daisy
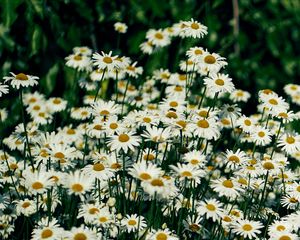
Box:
[260,92,289,112]
[230,89,251,102]
[15,198,36,216]
[64,170,94,198]
[153,68,171,83]
[22,169,54,195]
[114,22,128,33]
[146,29,171,47]
[191,117,221,140]
[66,225,97,240]
[140,40,154,55]
[204,73,235,95]
[179,18,208,39]
[107,131,141,153]
[277,133,300,155]
[82,162,114,181]
[284,83,300,96]
[197,198,223,222]
[125,61,143,78]
[237,115,257,133]
[170,163,204,183]
[250,126,272,146]
[78,202,102,224]
[47,97,68,113]
[183,150,207,168]
[0,83,9,97]
[270,232,299,240]
[186,46,205,62]
[65,53,92,71]
[198,51,227,73]
[31,219,64,240]
[146,228,179,240]
[268,220,292,238]
[281,195,299,209]
[231,219,263,239]
[224,149,249,170]
[121,214,147,233]
[142,126,172,143]
[4,72,39,89]
[92,51,119,72]
[211,177,242,198]
[90,99,121,119]
[94,207,114,227]
[129,161,163,181]
[0,108,7,121]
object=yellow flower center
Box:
[99,217,108,222]
[296,186,300,192]
[263,162,274,170]
[197,119,209,128]
[191,22,200,29]
[228,155,240,163]
[74,233,87,240]
[100,110,110,116]
[242,224,253,231]
[166,111,178,119]
[204,55,216,64]
[278,112,288,118]
[181,171,192,177]
[54,152,65,159]
[53,98,61,104]
[103,56,113,64]
[67,129,75,135]
[32,181,44,190]
[128,219,137,226]
[279,236,291,240]
[276,225,286,231]
[41,229,53,238]
[155,33,163,39]
[189,223,200,232]
[269,98,278,105]
[190,159,199,165]
[244,119,251,126]
[74,55,82,61]
[198,110,208,118]
[118,134,130,142]
[215,79,224,86]
[206,203,216,211]
[195,49,203,55]
[72,183,84,192]
[16,73,28,81]
[143,154,155,161]
[222,180,234,188]
[103,121,115,129]
[111,163,121,169]
[139,173,151,180]
[151,179,164,187]
[169,101,178,107]
[223,216,232,222]
[176,120,187,129]
[286,136,295,144]
[156,233,167,240]
[22,202,31,208]
[88,208,99,214]
[174,85,183,91]
[94,124,103,130]
[258,131,265,137]
[93,163,105,171]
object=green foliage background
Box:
[0,0,300,96]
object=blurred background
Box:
[0,0,300,97]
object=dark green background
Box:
[1,0,300,97]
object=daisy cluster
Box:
[1,19,300,240]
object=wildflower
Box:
[231,219,263,239]
[66,225,97,240]
[146,29,171,47]
[197,198,223,222]
[170,163,204,183]
[198,51,227,73]
[107,131,141,153]
[65,53,92,71]
[92,51,119,72]
[121,214,147,233]
[224,149,249,170]
[15,199,36,216]
[129,161,163,181]
[114,22,128,33]
[4,72,39,89]
[211,177,242,198]
[64,170,94,198]
[191,117,221,140]
[277,133,300,155]
[0,83,9,97]
[146,228,179,240]
[31,219,64,240]
[230,89,251,102]
[73,46,92,56]
[204,73,235,95]
[250,126,272,146]
[179,18,208,39]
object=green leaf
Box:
[42,63,59,95]
[2,0,22,28]
[30,0,44,18]
[31,27,42,56]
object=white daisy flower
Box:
[4,72,39,89]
